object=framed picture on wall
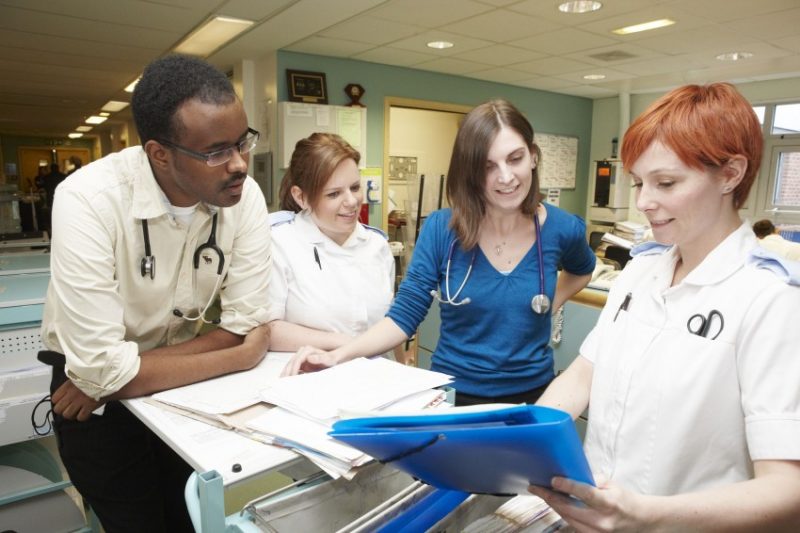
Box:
[286,69,328,104]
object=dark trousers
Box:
[47,353,194,533]
[454,382,550,407]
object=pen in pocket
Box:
[613,292,632,322]
[313,246,322,270]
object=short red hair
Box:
[621,83,763,209]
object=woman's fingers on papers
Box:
[281,346,330,376]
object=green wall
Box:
[276,51,594,218]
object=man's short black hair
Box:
[132,54,236,145]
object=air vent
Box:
[588,50,637,62]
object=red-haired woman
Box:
[533,83,800,530]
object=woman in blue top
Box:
[283,99,595,405]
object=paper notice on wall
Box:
[338,108,362,147]
[546,188,561,206]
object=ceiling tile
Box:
[563,43,665,67]
[441,9,561,43]
[318,16,423,45]
[466,67,538,83]
[509,27,618,55]
[508,0,663,24]
[512,56,594,76]
[369,0,493,27]
[414,57,492,75]
[389,30,495,56]
[773,35,800,54]
[553,67,636,85]
[725,8,800,40]
[668,0,800,23]
[557,85,620,98]
[576,4,709,41]
[284,36,375,57]
[514,76,577,91]
[452,44,546,65]
[352,46,439,67]
[633,25,761,56]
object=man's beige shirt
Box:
[42,147,271,399]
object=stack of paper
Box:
[463,495,565,532]
[251,357,454,478]
[613,220,650,244]
[149,354,453,480]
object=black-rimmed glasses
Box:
[159,127,260,167]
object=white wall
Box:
[388,107,462,218]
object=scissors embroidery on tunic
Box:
[687,309,724,339]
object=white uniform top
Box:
[267,210,395,339]
[41,147,271,399]
[759,233,800,262]
[581,222,800,496]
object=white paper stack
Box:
[149,354,453,480]
[463,495,566,532]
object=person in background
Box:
[753,218,800,261]
[282,99,595,407]
[40,54,271,532]
[267,133,402,360]
[66,155,83,176]
[533,83,800,530]
[41,162,66,207]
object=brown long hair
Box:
[279,133,361,212]
[447,99,543,249]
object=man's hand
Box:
[51,380,104,421]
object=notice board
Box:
[536,132,578,189]
[278,102,367,168]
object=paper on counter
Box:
[260,357,453,421]
[152,353,291,415]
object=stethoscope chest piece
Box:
[141,255,155,280]
[531,293,550,315]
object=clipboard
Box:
[330,404,594,495]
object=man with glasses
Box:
[39,54,271,532]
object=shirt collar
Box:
[295,210,367,247]
[680,221,757,286]
[130,147,216,220]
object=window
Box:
[750,101,800,222]
[753,105,765,125]
[772,103,800,135]
[772,149,800,208]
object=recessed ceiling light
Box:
[124,78,140,93]
[85,116,107,125]
[76,126,92,132]
[174,15,254,56]
[68,133,83,139]
[612,18,675,35]
[99,112,110,117]
[102,100,129,112]
[716,51,753,61]
[427,40,454,50]
[583,74,606,80]
[559,1,602,14]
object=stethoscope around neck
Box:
[140,212,225,324]
[430,211,551,315]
